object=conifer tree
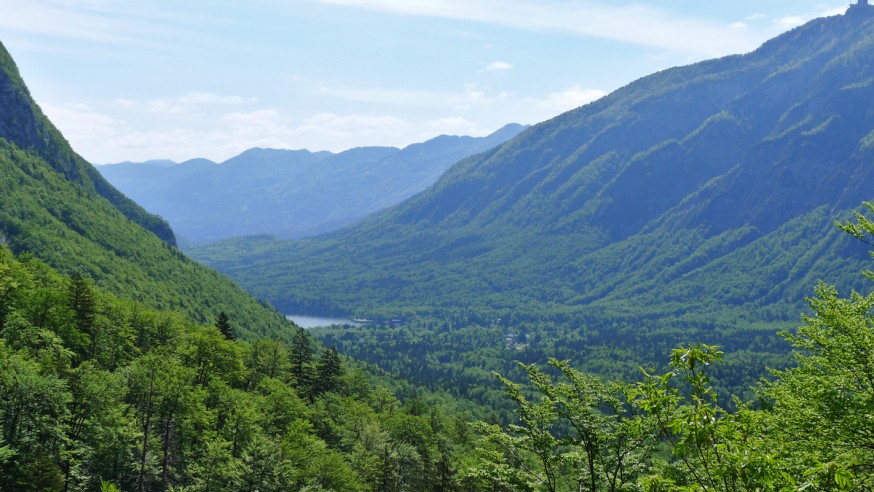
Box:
[215,311,235,341]
[289,327,314,394]
[314,345,343,397]
[68,271,95,336]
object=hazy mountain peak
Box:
[100,126,525,245]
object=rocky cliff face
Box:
[0,45,82,181]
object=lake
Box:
[286,314,363,329]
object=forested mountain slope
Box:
[191,7,874,377]
[0,41,291,339]
[98,124,525,246]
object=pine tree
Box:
[215,311,235,340]
[314,345,343,397]
[68,271,96,356]
[289,327,313,394]
[68,271,95,336]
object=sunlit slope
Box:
[0,41,292,338]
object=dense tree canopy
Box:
[8,202,874,490]
[0,246,480,491]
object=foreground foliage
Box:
[0,247,475,491]
[7,205,874,490]
[12,203,874,491]
[472,206,874,490]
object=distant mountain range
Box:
[190,7,874,373]
[98,124,526,246]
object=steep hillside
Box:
[0,41,291,339]
[0,45,176,247]
[98,124,525,245]
[191,7,874,379]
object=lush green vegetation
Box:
[8,210,874,490]
[0,138,290,339]
[0,40,292,339]
[0,247,482,491]
[191,10,874,401]
[9,10,874,489]
[475,204,874,489]
[466,206,874,490]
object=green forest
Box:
[7,7,874,490]
[189,10,874,416]
[0,245,478,490]
[6,209,874,490]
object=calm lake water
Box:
[286,314,363,329]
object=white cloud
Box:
[147,92,255,114]
[528,85,607,115]
[316,83,508,111]
[224,109,288,138]
[729,22,748,30]
[774,15,807,29]
[39,102,120,160]
[819,6,848,17]
[38,97,292,163]
[317,86,451,107]
[486,60,514,71]
[113,98,140,109]
[774,5,845,29]
[285,113,414,151]
[92,112,293,164]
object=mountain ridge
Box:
[191,8,874,336]
[98,123,527,245]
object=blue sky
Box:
[0,0,848,163]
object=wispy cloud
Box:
[316,81,600,116]
[40,102,118,147]
[774,15,807,29]
[316,86,451,107]
[317,0,760,57]
[0,0,177,47]
[773,5,845,29]
[315,84,504,111]
[295,113,410,139]
[46,81,603,163]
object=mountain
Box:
[98,124,526,246]
[190,7,874,385]
[0,41,291,339]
